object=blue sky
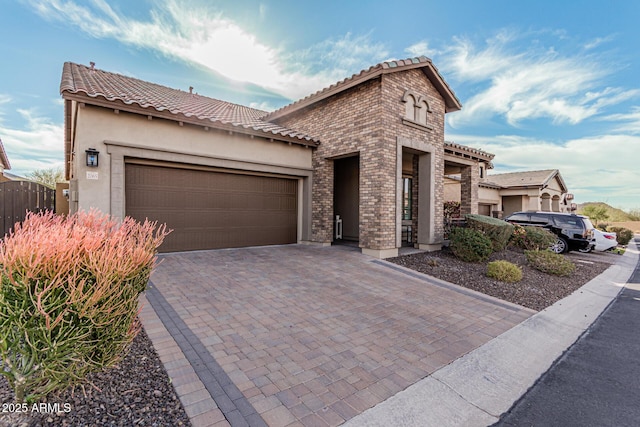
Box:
[1,0,639,210]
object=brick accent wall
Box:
[273,68,448,250]
[383,70,447,243]
[460,164,480,215]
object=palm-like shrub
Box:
[0,210,169,403]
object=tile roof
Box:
[266,56,462,121]
[444,141,495,163]
[2,171,26,181]
[60,62,319,146]
[0,138,10,170]
[486,169,563,189]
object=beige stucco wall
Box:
[479,186,501,206]
[69,103,314,238]
[444,177,461,202]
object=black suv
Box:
[504,211,595,253]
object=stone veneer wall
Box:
[460,164,480,215]
[382,69,447,243]
[273,68,448,250]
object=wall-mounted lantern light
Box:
[85,148,99,167]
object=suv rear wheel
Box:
[550,237,568,254]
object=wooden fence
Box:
[0,181,55,237]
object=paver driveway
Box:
[140,244,534,427]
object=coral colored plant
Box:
[0,210,169,403]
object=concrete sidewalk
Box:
[344,242,640,427]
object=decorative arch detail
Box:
[401,89,433,130]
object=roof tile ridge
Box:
[265,56,431,119]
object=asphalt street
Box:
[494,238,640,427]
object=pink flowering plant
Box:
[0,210,169,403]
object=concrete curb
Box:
[343,244,640,427]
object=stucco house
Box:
[61,57,490,257]
[445,167,575,218]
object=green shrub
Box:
[465,214,514,251]
[487,260,523,283]
[606,226,634,245]
[0,210,169,403]
[524,250,575,276]
[510,225,558,251]
[448,227,493,262]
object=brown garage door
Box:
[125,163,297,252]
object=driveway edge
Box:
[343,244,640,427]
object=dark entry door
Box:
[333,156,359,241]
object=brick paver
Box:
[141,244,534,426]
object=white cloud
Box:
[448,132,640,209]
[440,30,631,127]
[405,41,437,58]
[27,0,387,100]
[584,35,616,50]
[0,109,64,175]
[602,106,640,134]
[248,101,278,113]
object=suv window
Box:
[553,215,584,230]
[529,214,550,225]
[507,213,529,222]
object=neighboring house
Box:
[0,138,28,182]
[445,168,575,218]
[0,137,12,182]
[61,58,488,257]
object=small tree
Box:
[26,167,65,189]
[581,205,609,226]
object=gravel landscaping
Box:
[388,247,612,311]
[0,330,191,427]
[0,246,614,426]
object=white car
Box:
[580,229,618,252]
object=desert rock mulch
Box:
[1,247,613,426]
[388,247,611,312]
[0,329,191,427]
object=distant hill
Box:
[577,202,640,222]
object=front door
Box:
[333,156,359,241]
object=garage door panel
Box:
[125,163,297,252]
